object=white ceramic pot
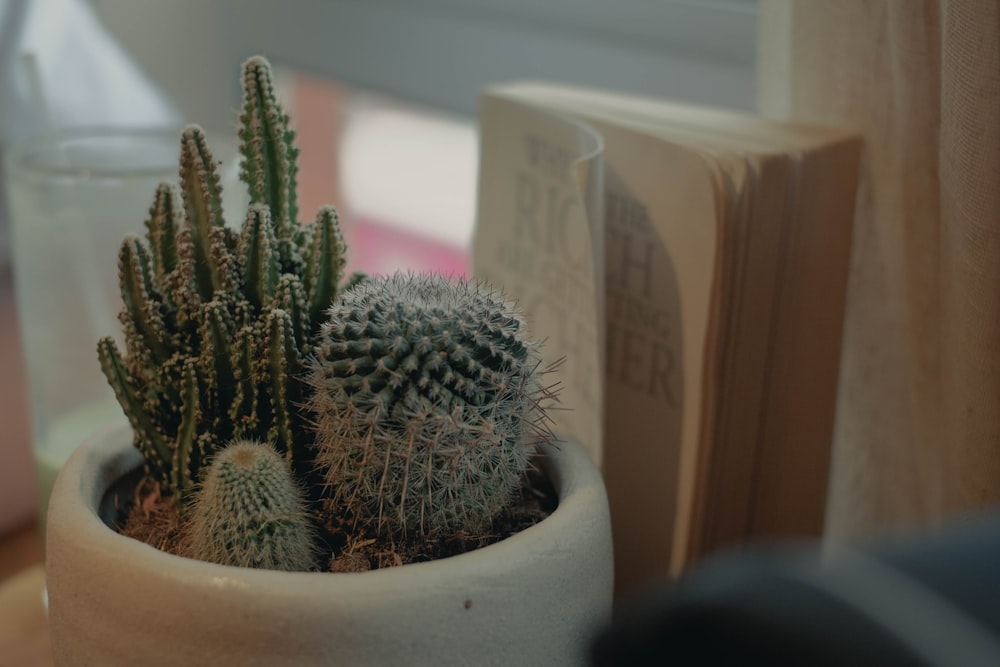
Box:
[46,424,614,666]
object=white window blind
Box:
[92,0,757,120]
[223,0,757,113]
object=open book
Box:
[473,83,861,597]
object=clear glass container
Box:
[3,126,236,529]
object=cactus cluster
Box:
[188,440,316,571]
[98,56,348,502]
[102,56,559,572]
[307,273,557,538]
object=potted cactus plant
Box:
[44,56,613,666]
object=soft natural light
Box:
[339,96,478,249]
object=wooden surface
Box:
[0,267,50,666]
[0,522,51,667]
[0,269,38,539]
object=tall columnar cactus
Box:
[307,273,558,538]
[188,440,316,571]
[98,56,348,502]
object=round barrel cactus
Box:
[308,273,557,538]
[188,440,316,571]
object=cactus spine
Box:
[308,273,557,538]
[189,441,316,571]
[98,56,348,502]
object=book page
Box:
[478,88,724,593]
[474,93,605,463]
[592,122,722,587]
[504,81,856,152]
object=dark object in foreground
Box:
[593,513,1000,666]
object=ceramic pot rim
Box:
[49,422,606,593]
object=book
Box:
[473,82,861,597]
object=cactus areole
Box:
[96,56,561,572]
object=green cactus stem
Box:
[188,441,316,571]
[97,56,349,504]
[307,273,559,539]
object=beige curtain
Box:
[759,0,1000,541]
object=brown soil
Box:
[325,464,557,572]
[117,477,187,557]
[116,462,557,572]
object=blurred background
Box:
[0,0,757,537]
[1,0,757,275]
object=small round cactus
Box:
[307,273,557,538]
[188,440,317,571]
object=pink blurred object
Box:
[279,69,474,282]
[348,217,469,278]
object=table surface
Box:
[0,521,51,666]
[0,267,53,664]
